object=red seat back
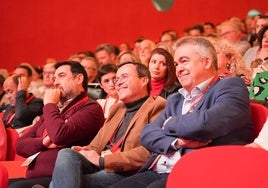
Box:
[5,128,19,161]
[250,103,268,137]
[0,163,8,188]
[167,146,268,188]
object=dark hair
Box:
[77,50,95,58]
[117,61,151,92]
[190,24,205,34]
[258,25,268,48]
[161,30,178,42]
[55,61,88,91]
[204,22,215,29]
[150,48,177,89]
[95,43,116,55]
[15,65,33,77]
[98,63,117,82]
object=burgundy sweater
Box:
[16,92,105,178]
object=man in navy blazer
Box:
[109,37,254,188]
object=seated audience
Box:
[96,64,119,118]
[139,39,156,66]
[38,63,56,99]
[20,63,44,98]
[119,42,131,53]
[132,37,144,56]
[159,30,178,47]
[218,20,251,55]
[208,37,252,85]
[80,57,105,100]
[117,51,141,64]
[188,24,204,36]
[155,42,174,57]
[2,75,43,130]
[149,48,181,99]
[203,22,217,37]
[244,23,268,68]
[50,62,166,188]
[8,61,105,188]
[109,37,254,188]
[95,43,117,66]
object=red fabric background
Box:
[0,0,267,72]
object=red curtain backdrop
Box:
[0,0,267,72]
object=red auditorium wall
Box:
[0,0,267,72]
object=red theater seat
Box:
[167,145,268,188]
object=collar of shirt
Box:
[58,98,74,112]
[179,76,214,114]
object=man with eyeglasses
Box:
[80,56,106,100]
[38,63,56,99]
[50,62,166,188]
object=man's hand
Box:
[176,138,211,148]
[78,149,100,167]
[17,76,29,91]
[42,135,60,149]
[43,88,61,105]
[245,142,263,149]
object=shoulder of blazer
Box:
[141,96,166,109]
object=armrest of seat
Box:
[0,161,27,179]
[0,163,8,188]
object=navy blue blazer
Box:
[141,76,254,158]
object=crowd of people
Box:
[0,9,267,188]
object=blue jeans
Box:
[51,148,127,188]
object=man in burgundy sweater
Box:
[8,61,105,188]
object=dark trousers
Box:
[8,177,51,188]
[108,170,168,188]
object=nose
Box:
[53,77,59,86]
[174,62,185,75]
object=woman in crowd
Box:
[148,48,181,99]
[117,50,141,65]
[244,24,268,69]
[208,37,252,86]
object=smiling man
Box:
[110,37,254,188]
[50,62,166,188]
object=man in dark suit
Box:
[110,37,254,188]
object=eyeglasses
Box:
[114,73,140,85]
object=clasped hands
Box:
[42,135,61,149]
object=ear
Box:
[110,53,116,61]
[141,76,149,88]
[76,73,84,85]
[204,57,213,70]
